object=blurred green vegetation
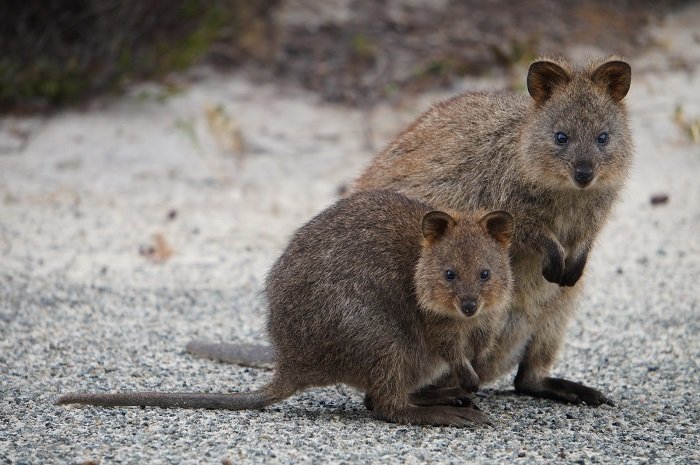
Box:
[0,0,277,112]
[0,0,680,112]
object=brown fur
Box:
[353,57,632,405]
[58,191,514,426]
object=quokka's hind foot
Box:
[515,376,614,406]
[375,404,492,427]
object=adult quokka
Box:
[354,57,632,405]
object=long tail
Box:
[186,340,275,369]
[56,383,289,410]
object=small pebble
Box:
[650,193,669,205]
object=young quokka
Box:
[58,190,514,426]
[353,57,633,406]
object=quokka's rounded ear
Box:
[479,211,514,247]
[422,211,456,242]
[591,60,631,102]
[527,61,571,104]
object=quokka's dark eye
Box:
[597,132,609,145]
[555,132,569,145]
[445,270,456,281]
[480,269,490,281]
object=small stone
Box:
[650,193,669,205]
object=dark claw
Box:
[452,396,474,408]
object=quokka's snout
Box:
[572,162,595,187]
[460,298,478,317]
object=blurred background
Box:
[0,0,698,283]
[0,0,698,287]
[0,0,690,112]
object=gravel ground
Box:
[1,5,699,465]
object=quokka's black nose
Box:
[461,299,478,316]
[574,165,594,186]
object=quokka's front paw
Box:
[560,249,589,287]
[542,243,566,284]
[458,373,480,394]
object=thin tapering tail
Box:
[186,340,275,369]
[56,385,284,410]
